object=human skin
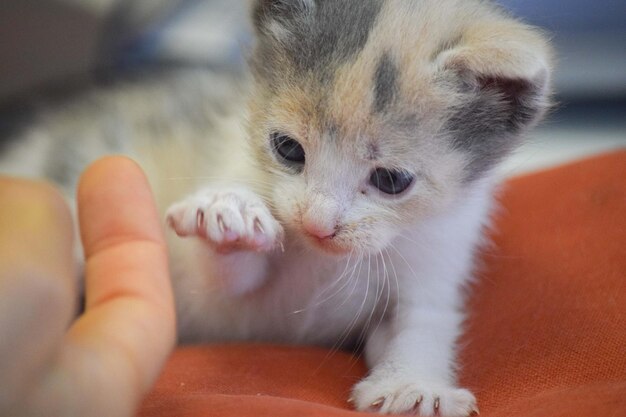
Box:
[0,156,176,417]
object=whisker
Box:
[354,253,385,353]
[326,255,368,357]
[384,246,401,318]
[164,175,276,189]
[315,256,365,371]
[389,243,420,283]
[333,254,364,311]
[349,249,398,368]
[377,249,392,327]
[395,233,422,247]
[292,250,356,314]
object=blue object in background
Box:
[497,0,626,33]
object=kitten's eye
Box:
[370,168,414,195]
[271,133,305,170]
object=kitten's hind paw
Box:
[352,377,477,417]
[166,187,284,253]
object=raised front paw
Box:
[166,187,283,253]
[352,376,478,417]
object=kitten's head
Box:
[247,0,552,255]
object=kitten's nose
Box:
[302,218,337,240]
[302,194,340,240]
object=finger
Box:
[0,179,76,406]
[63,156,175,415]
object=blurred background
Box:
[1,0,624,174]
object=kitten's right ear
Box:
[437,21,553,138]
[435,20,553,180]
[253,0,314,29]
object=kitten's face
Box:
[249,70,466,255]
[247,0,551,255]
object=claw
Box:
[469,407,480,416]
[371,398,385,408]
[196,209,205,229]
[434,397,440,414]
[347,397,354,404]
[166,214,176,229]
[412,395,424,411]
[254,217,265,234]
[217,214,226,234]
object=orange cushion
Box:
[139,151,626,417]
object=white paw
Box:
[352,376,478,417]
[166,188,283,253]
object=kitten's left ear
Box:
[438,22,553,138]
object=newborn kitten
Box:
[0,1,552,416]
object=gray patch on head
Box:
[373,53,399,113]
[253,0,382,81]
[448,76,547,182]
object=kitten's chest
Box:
[257,250,393,346]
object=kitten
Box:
[0,0,552,416]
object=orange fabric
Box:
[140,151,626,417]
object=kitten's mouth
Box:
[297,218,351,255]
[304,232,351,255]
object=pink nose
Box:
[302,218,337,240]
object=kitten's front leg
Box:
[353,306,477,417]
[352,250,479,416]
[166,186,283,295]
[351,184,494,417]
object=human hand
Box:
[0,157,176,417]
